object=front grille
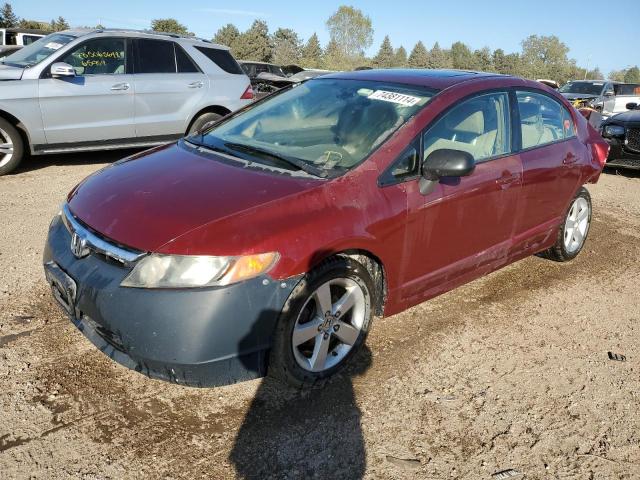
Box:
[627,129,640,152]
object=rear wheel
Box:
[187,112,223,135]
[269,256,375,388]
[0,118,24,176]
[543,187,592,262]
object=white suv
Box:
[0,29,254,175]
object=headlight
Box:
[121,252,279,288]
[603,125,625,137]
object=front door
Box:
[38,37,135,145]
[400,91,522,305]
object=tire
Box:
[269,256,375,388]
[0,118,25,176]
[542,187,592,262]
[187,112,223,135]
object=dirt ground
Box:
[0,153,639,480]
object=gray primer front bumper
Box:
[43,215,301,387]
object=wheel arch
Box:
[185,105,232,135]
[0,109,31,153]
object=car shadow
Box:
[15,148,144,174]
[229,311,372,480]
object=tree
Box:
[322,38,349,70]
[301,33,322,68]
[151,18,190,36]
[325,5,373,60]
[50,17,69,32]
[520,35,572,83]
[609,69,626,82]
[473,47,493,72]
[585,67,603,80]
[408,41,429,68]
[19,19,51,30]
[393,46,407,67]
[272,28,302,66]
[233,20,272,62]
[428,42,450,69]
[213,23,240,51]
[624,66,640,83]
[0,3,19,28]
[372,35,394,68]
[450,41,475,70]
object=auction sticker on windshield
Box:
[368,90,421,106]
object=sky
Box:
[15,0,640,75]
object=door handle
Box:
[110,82,130,91]
[563,152,579,165]
[188,81,204,88]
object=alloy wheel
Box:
[292,278,367,373]
[0,127,14,168]
[564,196,590,253]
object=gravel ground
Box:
[0,153,639,479]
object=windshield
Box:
[559,81,604,96]
[1,33,76,67]
[196,78,435,176]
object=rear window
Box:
[194,46,243,74]
[137,39,175,73]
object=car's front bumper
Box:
[604,138,640,169]
[43,214,301,387]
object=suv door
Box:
[132,38,207,138]
[396,91,522,305]
[38,37,135,145]
[512,90,583,252]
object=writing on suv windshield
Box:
[195,78,435,177]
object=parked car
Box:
[0,27,46,58]
[44,69,608,388]
[0,28,253,175]
[600,101,640,169]
[559,79,640,118]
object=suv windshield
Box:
[559,81,604,96]
[1,33,76,67]
[196,78,435,176]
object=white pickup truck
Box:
[0,28,47,58]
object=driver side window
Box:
[61,38,126,76]
[423,92,511,163]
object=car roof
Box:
[321,68,509,90]
[59,28,229,49]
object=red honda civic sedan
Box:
[43,69,608,388]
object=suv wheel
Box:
[188,112,223,135]
[0,118,24,176]
[269,256,375,388]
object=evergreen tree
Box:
[450,41,475,69]
[624,66,640,83]
[234,20,272,62]
[272,28,302,66]
[428,42,450,69]
[0,3,19,28]
[50,17,70,32]
[393,46,407,67]
[213,23,240,51]
[372,35,394,68]
[301,33,322,68]
[473,47,493,72]
[408,41,429,68]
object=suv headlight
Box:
[603,125,625,137]
[121,252,279,288]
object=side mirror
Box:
[50,62,76,78]
[603,90,614,97]
[419,149,475,195]
[626,102,638,111]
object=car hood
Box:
[67,141,322,252]
[0,64,24,80]
[603,109,640,124]
[561,93,598,100]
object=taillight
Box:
[240,84,254,100]
[591,140,609,168]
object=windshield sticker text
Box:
[368,90,421,107]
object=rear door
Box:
[511,90,583,252]
[132,38,207,138]
[38,36,135,144]
[397,91,523,305]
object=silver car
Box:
[0,29,254,175]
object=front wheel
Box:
[0,118,25,176]
[542,187,592,262]
[269,256,375,388]
[187,112,223,136]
